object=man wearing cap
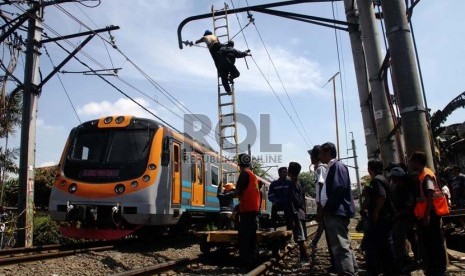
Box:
[217,182,236,230]
[195,30,221,64]
[387,165,416,267]
[309,145,336,271]
[216,40,251,95]
[364,160,396,275]
[235,153,261,269]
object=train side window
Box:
[173,144,180,172]
[196,158,203,184]
[211,165,219,186]
[191,157,196,183]
[227,173,235,184]
[222,169,227,184]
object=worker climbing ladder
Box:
[212,3,240,183]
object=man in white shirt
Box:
[309,146,335,271]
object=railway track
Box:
[247,223,319,276]
[0,240,135,266]
[109,223,319,276]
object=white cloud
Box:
[36,118,63,130]
[38,161,56,167]
[77,97,157,118]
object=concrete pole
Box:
[351,132,362,200]
[380,0,434,169]
[342,0,379,160]
[356,0,399,167]
[17,2,43,247]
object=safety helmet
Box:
[224,183,236,191]
[204,30,213,36]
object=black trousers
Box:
[218,64,240,93]
[418,213,447,276]
[239,212,258,265]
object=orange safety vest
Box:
[418,167,437,198]
[414,167,449,218]
[239,169,261,213]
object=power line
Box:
[251,21,312,147]
[43,44,81,123]
[331,1,349,152]
[53,4,227,147]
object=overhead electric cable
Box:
[251,21,312,146]
[43,45,81,123]
[331,1,349,152]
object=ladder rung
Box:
[223,147,237,150]
[220,124,235,129]
[213,16,227,21]
[219,92,232,96]
[214,25,228,29]
[222,135,235,139]
[220,113,234,118]
[220,102,233,107]
[217,34,229,38]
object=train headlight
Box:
[142,175,150,182]
[104,116,113,124]
[131,181,138,188]
[60,180,66,187]
[148,163,156,170]
[115,116,125,124]
[115,184,125,194]
[68,183,77,193]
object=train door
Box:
[191,153,205,206]
[171,142,181,204]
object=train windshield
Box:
[64,128,156,182]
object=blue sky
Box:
[4,1,465,180]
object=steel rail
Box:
[110,256,200,276]
[247,223,319,276]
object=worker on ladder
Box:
[195,30,222,65]
[217,40,251,95]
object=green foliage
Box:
[251,158,272,180]
[1,165,57,208]
[33,214,76,245]
[2,178,18,207]
[0,91,22,177]
[34,166,57,208]
[299,171,315,197]
[361,175,371,187]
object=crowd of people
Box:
[214,143,460,275]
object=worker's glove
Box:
[245,49,252,56]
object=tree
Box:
[34,166,57,209]
[0,91,22,205]
[361,175,371,187]
[251,157,272,180]
[298,171,315,197]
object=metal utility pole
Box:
[380,0,434,169]
[17,2,43,247]
[350,132,362,200]
[356,0,399,167]
[323,72,341,159]
[342,0,379,160]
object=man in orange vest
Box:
[410,151,447,276]
[236,153,261,269]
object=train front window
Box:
[65,128,156,182]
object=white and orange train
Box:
[49,115,284,240]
